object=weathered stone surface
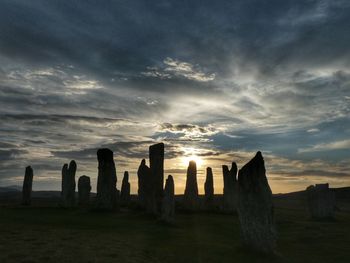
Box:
[149,143,164,212]
[222,162,238,212]
[22,166,33,206]
[61,160,76,207]
[137,159,156,213]
[183,161,199,210]
[204,167,214,206]
[78,175,91,206]
[96,148,117,210]
[237,152,276,254]
[121,171,131,203]
[161,175,175,223]
[306,183,335,219]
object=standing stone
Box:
[306,183,335,219]
[137,159,147,207]
[78,175,91,206]
[121,171,131,204]
[237,152,276,254]
[204,167,214,207]
[61,160,76,208]
[96,148,117,210]
[183,161,199,211]
[222,162,238,212]
[22,166,33,205]
[149,143,164,213]
[137,159,156,213]
[161,175,175,223]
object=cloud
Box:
[0,0,350,191]
[142,57,216,82]
[307,128,320,133]
[0,149,28,161]
[159,123,218,138]
[299,139,350,153]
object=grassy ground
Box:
[0,199,349,263]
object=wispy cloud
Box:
[299,139,350,153]
[159,123,218,138]
[142,57,216,82]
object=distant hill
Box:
[0,185,21,193]
[0,186,349,200]
[274,187,350,200]
[332,187,350,200]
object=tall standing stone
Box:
[222,162,238,212]
[149,143,164,213]
[96,148,117,210]
[22,166,33,206]
[183,161,199,211]
[61,160,76,208]
[78,175,91,207]
[137,159,156,213]
[138,159,147,207]
[306,183,335,219]
[237,152,276,254]
[121,171,131,204]
[204,167,214,207]
[161,175,175,223]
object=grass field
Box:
[0,198,349,263]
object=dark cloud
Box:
[0,149,28,161]
[160,123,217,136]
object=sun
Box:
[181,155,204,167]
[179,147,205,167]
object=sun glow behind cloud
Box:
[180,147,205,168]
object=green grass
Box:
[0,202,349,263]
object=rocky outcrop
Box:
[96,148,117,210]
[121,171,131,204]
[78,175,91,206]
[22,166,33,206]
[222,162,238,212]
[149,143,164,213]
[237,152,276,254]
[183,161,199,211]
[61,160,76,208]
[161,175,175,223]
[306,183,335,219]
[137,159,156,213]
[204,167,214,208]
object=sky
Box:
[0,0,349,194]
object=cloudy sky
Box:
[0,0,349,194]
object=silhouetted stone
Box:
[161,175,175,223]
[96,148,117,210]
[121,171,131,204]
[22,166,33,206]
[149,143,164,213]
[137,159,156,213]
[237,152,276,254]
[222,162,238,212]
[138,159,147,207]
[78,175,91,206]
[61,160,76,208]
[306,183,335,219]
[183,161,199,210]
[116,189,120,211]
[204,167,214,207]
